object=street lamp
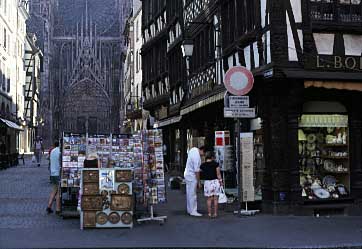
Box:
[181,39,194,77]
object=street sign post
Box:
[223,66,259,216]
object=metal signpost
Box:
[223,66,259,216]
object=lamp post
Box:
[181,39,194,77]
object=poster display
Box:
[141,130,166,204]
[240,132,255,202]
[61,130,167,220]
[61,133,87,188]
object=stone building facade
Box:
[28,0,131,146]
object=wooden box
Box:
[83,182,99,195]
[115,170,132,182]
[81,195,103,211]
[83,211,96,228]
[110,194,133,211]
[83,170,99,183]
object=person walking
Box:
[34,136,44,167]
[46,141,61,215]
[184,145,205,217]
[200,151,223,218]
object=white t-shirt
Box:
[184,147,201,181]
[35,141,42,150]
[50,147,61,176]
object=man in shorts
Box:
[46,141,61,214]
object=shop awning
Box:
[180,91,225,116]
[0,118,23,131]
[156,116,182,128]
[305,81,362,92]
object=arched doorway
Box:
[62,78,111,134]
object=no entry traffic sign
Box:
[224,66,254,96]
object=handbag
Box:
[218,186,227,204]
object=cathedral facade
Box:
[28,0,131,146]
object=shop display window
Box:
[298,114,350,200]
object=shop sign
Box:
[224,66,254,96]
[316,55,362,70]
[229,96,249,108]
[240,132,255,202]
[224,107,255,118]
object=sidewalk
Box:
[1,159,362,248]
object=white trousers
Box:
[185,178,198,214]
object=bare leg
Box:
[47,190,56,208]
[207,197,212,217]
[213,196,218,217]
[55,188,61,212]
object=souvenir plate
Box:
[117,183,130,195]
[108,212,121,224]
[110,195,133,211]
[96,212,108,225]
[121,212,133,224]
[307,134,317,144]
[313,188,331,199]
[323,175,337,186]
[336,184,348,196]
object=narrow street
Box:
[0,157,362,248]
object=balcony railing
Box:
[310,0,362,23]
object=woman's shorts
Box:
[204,179,220,197]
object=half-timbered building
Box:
[142,0,362,215]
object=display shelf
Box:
[298,117,350,201]
[322,144,348,147]
[321,156,349,160]
[323,171,349,174]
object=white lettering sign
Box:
[224,107,255,118]
[229,96,250,108]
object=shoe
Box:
[38,164,40,167]
[55,210,61,216]
[46,207,53,214]
[189,212,202,217]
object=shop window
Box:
[298,114,350,201]
[310,0,362,22]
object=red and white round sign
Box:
[224,66,254,96]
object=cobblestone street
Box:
[0,157,78,230]
[1,157,362,248]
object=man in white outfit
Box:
[184,146,205,216]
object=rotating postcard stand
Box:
[136,130,167,225]
[136,204,167,225]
